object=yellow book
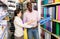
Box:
[56,6,58,20]
[55,0,60,3]
[24,29,28,39]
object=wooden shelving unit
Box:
[42,2,60,6]
[40,26,60,39]
[52,20,60,23]
[41,0,60,39]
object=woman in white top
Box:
[14,9,34,39]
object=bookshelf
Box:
[41,0,60,39]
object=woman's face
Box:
[17,11,22,17]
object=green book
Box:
[57,23,60,36]
[56,23,59,36]
[43,7,47,29]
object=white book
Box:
[48,0,53,4]
[48,7,53,18]
[45,32,51,39]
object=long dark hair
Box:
[9,9,22,32]
[14,9,22,16]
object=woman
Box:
[14,9,34,39]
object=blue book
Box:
[48,7,53,18]
[52,6,56,20]
[43,7,47,29]
[46,7,52,32]
[44,0,48,5]
[46,21,51,32]
[44,7,47,18]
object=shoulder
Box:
[23,10,28,15]
[14,16,19,19]
[14,16,21,21]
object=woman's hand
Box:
[27,20,35,25]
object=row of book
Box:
[41,0,60,5]
[41,5,60,21]
[41,5,60,35]
[41,21,60,35]
[41,30,57,39]
[41,5,60,39]
[52,22,60,36]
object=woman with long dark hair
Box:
[14,9,35,39]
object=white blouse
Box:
[14,16,32,37]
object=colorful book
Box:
[46,21,52,32]
[44,0,48,4]
[59,23,60,35]
[44,7,51,39]
[52,22,56,34]
[48,0,53,4]
[56,23,59,36]
[46,7,52,32]
[53,0,55,3]
[43,7,47,29]
[41,0,44,5]
[55,0,60,3]
[45,32,51,39]
[48,7,53,18]
[51,22,57,39]
[45,21,51,39]
[44,7,47,18]
[57,5,60,21]
[51,35,57,39]
[52,6,56,20]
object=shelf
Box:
[40,26,60,38]
[52,20,60,23]
[42,2,60,7]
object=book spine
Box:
[44,0,48,4]
[55,0,60,3]
[56,23,59,36]
[52,22,56,34]
[44,7,47,29]
[52,6,56,20]
[48,7,53,18]
[51,22,56,39]
[48,0,53,4]
[57,5,60,20]
[53,0,55,3]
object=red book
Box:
[53,0,55,3]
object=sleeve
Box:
[14,18,32,28]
